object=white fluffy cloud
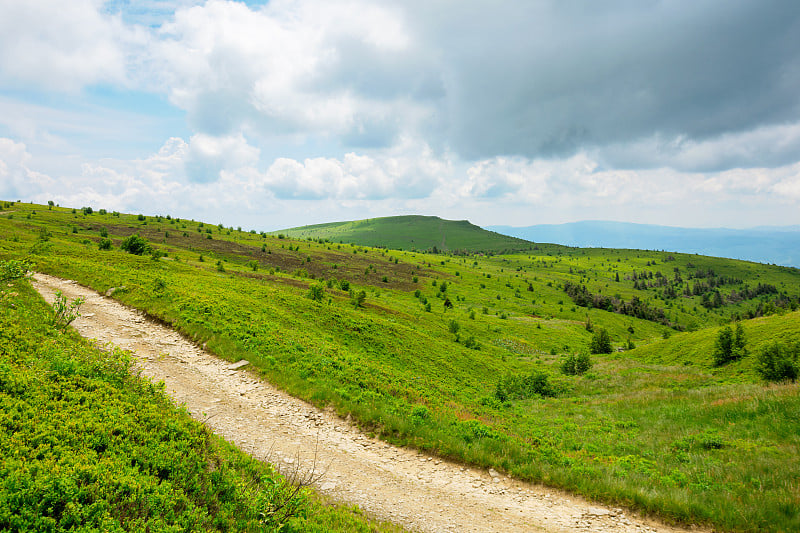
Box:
[0,0,138,91]
[0,138,54,200]
[259,143,448,200]
[184,133,260,182]
[149,0,434,148]
[3,134,800,229]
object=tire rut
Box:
[31,273,703,533]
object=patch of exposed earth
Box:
[32,273,705,533]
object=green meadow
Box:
[2,200,800,532]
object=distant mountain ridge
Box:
[487,221,800,267]
[274,215,536,254]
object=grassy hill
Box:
[274,215,538,254]
[2,199,800,532]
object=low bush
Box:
[308,283,325,302]
[561,352,592,375]
[756,342,799,382]
[120,234,151,256]
[494,369,555,402]
[0,259,29,281]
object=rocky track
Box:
[32,273,703,533]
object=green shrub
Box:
[339,280,350,291]
[463,335,479,350]
[351,290,366,308]
[50,291,85,330]
[411,405,430,424]
[589,328,612,354]
[0,259,30,281]
[308,283,325,302]
[98,238,112,250]
[561,352,592,375]
[756,342,799,382]
[448,319,460,335]
[494,370,555,402]
[120,234,151,255]
[712,323,747,366]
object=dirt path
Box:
[32,273,702,533]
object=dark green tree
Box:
[712,323,747,366]
[561,352,592,375]
[589,328,612,354]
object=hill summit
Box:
[273,215,535,254]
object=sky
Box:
[1,0,799,231]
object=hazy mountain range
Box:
[487,221,800,268]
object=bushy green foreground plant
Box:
[494,369,556,402]
[0,259,29,281]
[756,342,799,382]
[560,352,592,375]
[49,290,84,330]
[0,280,396,533]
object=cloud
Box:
[602,122,800,172]
[142,0,800,172]
[0,0,135,91]
[259,139,449,200]
[423,0,800,164]
[0,138,54,200]
[184,133,260,182]
[150,0,437,149]
[5,0,800,175]
[462,158,537,199]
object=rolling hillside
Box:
[274,215,537,254]
[2,200,800,532]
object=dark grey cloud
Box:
[407,0,800,168]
